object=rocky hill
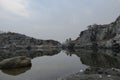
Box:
[0,32,60,49]
[72,16,120,49]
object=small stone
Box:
[80,69,84,72]
[99,75,102,78]
[107,75,111,78]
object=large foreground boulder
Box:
[0,56,31,69]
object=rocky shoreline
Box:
[64,16,120,50]
[59,67,120,80]
[59,46,120,80]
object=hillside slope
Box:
[73,16,120,49]
[0,32,60,49]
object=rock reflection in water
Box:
[0,49,61,61]
[0,49,60,76]
[65,49,120,69]
[1,67,31,76]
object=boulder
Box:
[0,56,31,69]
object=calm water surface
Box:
[0,50,88,80]
[0,49,120,80]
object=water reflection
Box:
[1,67,31,76]
[0,49,120,80]
[0,49,60,76]
[0,50,85,80]
[65,49,120,69]
[0,49,61,61]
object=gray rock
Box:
[72,16,120,49]
[60,67,120,80]
[0,56,31,69]
[0,32,61,49]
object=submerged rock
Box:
[0,56,31,69]
[1,67,31,76]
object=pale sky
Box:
[0,0,120,42]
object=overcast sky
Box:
[0,0,120,42]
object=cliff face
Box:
[0,32,60,49]
[74,16,120,48]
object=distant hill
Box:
[0,32,60,49]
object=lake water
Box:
[0,49,120,80]
[0,50,88,80]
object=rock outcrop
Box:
[0,32,60,49]
[0,56,31,69]
[72,16,120,49]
